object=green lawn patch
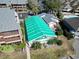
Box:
[0,45,15,53]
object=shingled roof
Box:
[0,0,28,4]
[63,16,79,31]
[0,8,19,32]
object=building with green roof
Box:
[24,16,57,44]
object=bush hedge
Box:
[47,39,62,46]
[64,30,73,40]
[31,42,41,50]
[56,26,63,35]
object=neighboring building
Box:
[63,15,79,59]
[63,15,79,39]
[38,13,59,31]
[62,3,72,12]
[62,0,73,12]
[70,0,78,7]
[18,12,27,21]
[74,6,79,16]
[0,8,22,44]
[75,6,79,13]
[71,2,79,15]
[0,0,28,12]
[62,0,79,16]
[24,16,57,45]
[62,12,73,15]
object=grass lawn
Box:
[0,47,67,59]
[57,34,63,36]
[0,52,27,59]
[31,48,67,59]
[0,45,15,53]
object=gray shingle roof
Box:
[0,8,19,32]
[64,17,79,31]
[0,0,28,4]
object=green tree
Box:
[56,11,64,19]
[31,42,41,50]
[28,0,40,14]
[44,0,62,15]
[56,40,62,46]
[31,6,40,15]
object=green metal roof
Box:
[25,16,56,42]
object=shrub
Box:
[56,26,63,35]
[67,32,73,39]
[47,39,62,46]
[56,40,62,46]
[15,43,26,51]
[18,43,26,49]
[47,39,55,44]
[31,42,41,50]
[64,30,73,40]
[56,11,64,19]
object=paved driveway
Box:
[73,39,79,58]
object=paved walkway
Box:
[73,39,79,58]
